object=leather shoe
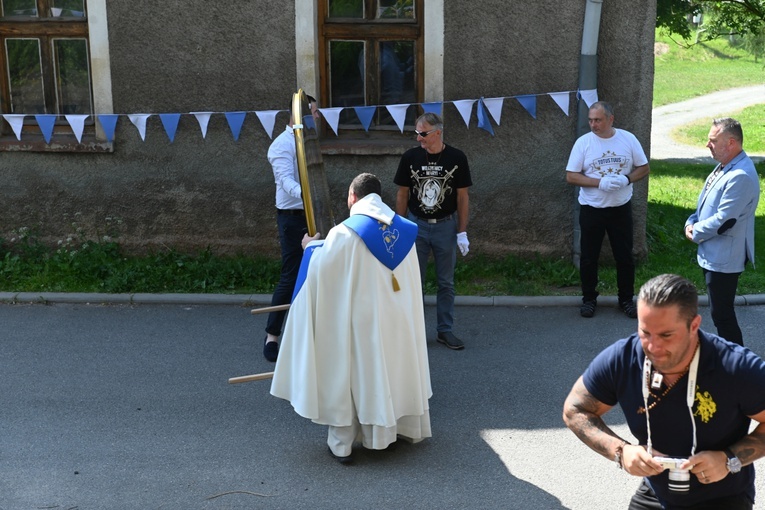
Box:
[263,336,279,362]
[437,331,465,350]
[328,446,353,465]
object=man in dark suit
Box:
[684,118,760,346]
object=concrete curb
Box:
[0,292,762,307]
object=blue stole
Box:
[290,213,417,300]
[344,214,417,291]
[290,242,323,303]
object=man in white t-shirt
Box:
[566,101,650,319]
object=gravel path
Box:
[650,84,765,161]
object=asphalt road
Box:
[3,300,765,509]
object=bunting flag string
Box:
[65,114,88,143]
[128,114,151,141]
[476,98,494,136]
[191,111,212,139]
[1,88,594,144]
[353,106,376,132]
[159,113,181,143]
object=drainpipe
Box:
[572,0,603,268]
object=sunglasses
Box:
[414,128,437,138]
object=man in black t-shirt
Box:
[394,113,472,350]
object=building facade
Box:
[0,0,655,259]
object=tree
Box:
[657,0,765,40]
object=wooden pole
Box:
[228,371,275,384]
[250,304,290,315]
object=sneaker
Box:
[620,300,638,319]
[580,300,597,318]
[437,332,465,350]
[263,336,279,362]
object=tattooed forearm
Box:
[730,423,765,466]
[563,376,624,460]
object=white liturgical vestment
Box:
[270,193,432,448]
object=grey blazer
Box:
[685,151,760,273]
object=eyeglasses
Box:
[414,128,437,138]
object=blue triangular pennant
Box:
[421,102,443,116]
[353,106,376,131]
[516,95,537,119]
[97,114,119,143]
[159,113,181,143]
[35,115,57,144]
[477,98,494,136]
[225,111,246,141]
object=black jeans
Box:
[265,210,307,336]
[703,269,743,346]
[628,479,752,510]
[579,202,635,303]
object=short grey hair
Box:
[416,112,443,131]
[713,117,743,145]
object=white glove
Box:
[457,232,469,256]
[598,176,621,192]
[613,174,629,188]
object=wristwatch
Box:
[724,448,742,474]
[614,441,627,470]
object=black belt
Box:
[277,208,305,216]
[415,213,454,224]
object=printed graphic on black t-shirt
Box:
[410,164,458,215]
[393,145,472,220]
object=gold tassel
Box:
[392,273,400,292]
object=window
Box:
[0,0,108,150]
[318,0,424,133]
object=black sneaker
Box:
[437,332,465,350]
[620,300,638,319]
[580,300,597,318]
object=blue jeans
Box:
[266,210,307,336]
[409,212,457,333]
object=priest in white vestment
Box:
[270,173,432,463]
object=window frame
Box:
[0,0,111,152]
[317,0,424,138]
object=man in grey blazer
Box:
[684,118,760,346]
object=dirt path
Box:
[651,84,765,161]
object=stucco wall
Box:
[0,0,656,262]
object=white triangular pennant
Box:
[254,110,280,139]
[65,114,89,143]
[452,100,476,128]
[548,92,571,116]
[578,89,599,108]
[385,104,410,133]
[128,114,151,141]
[3,114,25,140]
[317,107,343,136]
[482,97,504,125]
[190,112,212,138]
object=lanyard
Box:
[642,342,700,456]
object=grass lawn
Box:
[674,103,765,154]
[653,30,765,107]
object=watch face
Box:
[728,457,742,473]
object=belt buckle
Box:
[427,218,437,224]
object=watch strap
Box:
[724,448,742,473]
